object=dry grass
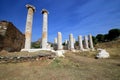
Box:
[0,51,120,80]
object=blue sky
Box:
[0,0,120,42]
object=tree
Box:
[108,28,120,40]
[74,41,79,46]
[31,42,40,48]
[62,42,65,46]
[104,34,109,42]
[96,34,105,42]
[92,36,97,45]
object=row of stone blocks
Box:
[0,54,54,63]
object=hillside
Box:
[95,39,120,48]
[95,39,120,58]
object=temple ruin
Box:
[0,4,95,53]
[21,4,95,52]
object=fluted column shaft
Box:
[25,4,35,49]
[69,34,74,50]
[57,32,62,50]
[78,35,84,50]
[84,35,89,49]
[41,9,48,49]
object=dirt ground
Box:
[0,51,119,80]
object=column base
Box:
[21,48,52,52]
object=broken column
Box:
[53,37,57,50]
[84,35,89,49]
[64,40,68,50]
[88,34,94,50]
[57,32,62,50]
[54,38,57,44]
[69,34,74,50]
[41,9,48,49]
[73,38,76,44]
[65,40,68,45]
[78,35,84,51]
[24,4,35,49]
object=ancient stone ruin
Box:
[0,4,95,54]
[21,4,95,54]
[41,9,49,49]
[24,4,35,49]
[0,21,25,52]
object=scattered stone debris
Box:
[0,52,55,63]
[96,49,110,59]
[51,50,65,57]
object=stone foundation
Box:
[0,21,25,52]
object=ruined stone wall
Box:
[0,21,25,52]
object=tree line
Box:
[93,28,120,44]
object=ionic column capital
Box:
[41,9,49,14]
[26,4,36,12]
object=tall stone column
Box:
[54,37,57,44]
[57,32,62,50]
[84,35,89,49]
[53,37,57,50]
[73,38,76,44]
[65,40,68,45]
[24,4,35,49]
[78,35,84,51]
[88,34,94,50]
[41,9,48,49]
[64,40,68,50]
[69,34,74,50]
[68,41,70,50]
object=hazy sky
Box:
[0,0,120,42]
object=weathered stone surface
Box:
[24,4,35,49]
[65,40,68,45]
[41,9,48,49]
[54,38,57,44]
[69,34,74,50]
[64,40,68,50]
[73,38,76,44]
[84,35,89,49]
[96,49,110,59]
[0,51,55,63]
[57,32,62,50]
[0,21,25,52]
[51,50,65,57]
[0,54,54,63]
[78,35,84,51]
[88,34,94,50]
[53,38,57,50]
